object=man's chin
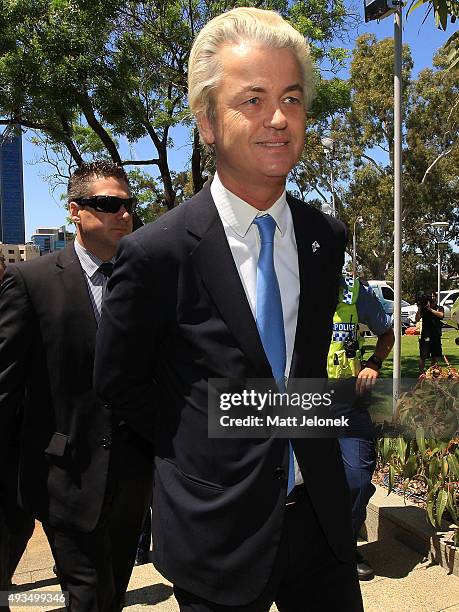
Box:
[260,170,290,182]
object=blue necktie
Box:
[253,215,295,495]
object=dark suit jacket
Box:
[95,185,353,605]
[0,243,117,532]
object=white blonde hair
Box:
[188,7,315,124]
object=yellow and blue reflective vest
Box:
[327,277,364,379]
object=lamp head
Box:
[321,137,335,153]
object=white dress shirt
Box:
[211,173,303,485]
[74,239,114,325]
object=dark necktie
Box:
[253,215,295,494]
[98,262,114,278]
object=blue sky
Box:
[21,7,454,239]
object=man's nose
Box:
[264,106,287,129]
[117,206,131,220]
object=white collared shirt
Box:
[74,239,114,324]
[211,173,300,377]
[211,173,303,485]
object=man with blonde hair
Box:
[95,8,362,611]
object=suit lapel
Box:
[287,195,315,379]
[56,243,98,348]
[186,186,272,378]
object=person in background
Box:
[415,291,444,372]
[328,276,394,581]
[0,253,35,594]
[95,8,362,612]
[0,161,153,611]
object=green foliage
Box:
[396,368,459,439]
[445,30,459,70]
[127,168,166,224]
[347,35,413,153]
[379,366,459,545]
[378,434,459,545]
[293,34,458,295]
[0,0,355,208]
[407,0,459,70]
[310,77,351,120]
[407,0,459,32]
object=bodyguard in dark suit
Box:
[0,406,35,592]
[0,256,35,592]
[0,161,153,611]
[95,8,363,612]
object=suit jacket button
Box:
[275,467,286,480]
[100,437,111,449]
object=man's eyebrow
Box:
[237,83,304,95]
[284,83,304,93]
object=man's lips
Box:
[256,140,289,147]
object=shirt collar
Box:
[211,172,288,237]
[74,238,114,279]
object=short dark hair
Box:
[0,255,5,269]
[68,161,130,202]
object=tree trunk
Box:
[79,95,122,165]
[157,149,175,210]
[142,121,175,209]
[59,115,83,166]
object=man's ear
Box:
[69,202,81,225]
[197,112,215,145]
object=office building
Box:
[0,127,25,244]
[31,225,73,255]
[0,242,40,264]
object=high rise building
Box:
[0,126,25,245]
[31,225,73,255]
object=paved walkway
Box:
[8,522,459,611]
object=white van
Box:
[361,280,410,334]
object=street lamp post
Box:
[362,0,404,415]
[429,221,449,297]
[392,4,403,414]
[321,136,336,217]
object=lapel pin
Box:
[311,241,320,253]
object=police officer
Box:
[328,276,394,580]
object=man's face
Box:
[70,176,133,257]
[199,42,306,197]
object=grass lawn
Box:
[363,328,459,379]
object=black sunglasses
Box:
[74,195,136,214]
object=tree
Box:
[292,35,458,299]
[293,34,413,278]
[0,0,357,207]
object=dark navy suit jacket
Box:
[94,184,353,605]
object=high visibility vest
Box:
[327,277,364,379]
